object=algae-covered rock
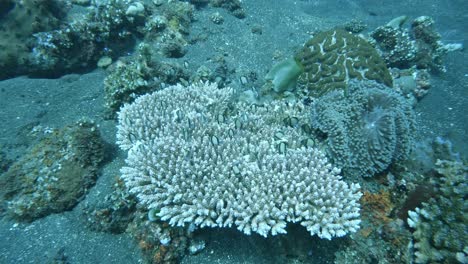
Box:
[0,121,105,221]
[0,147,11,173]
[210,0,245,18]
[29,0,145,78]
[0,0,67,80]
[104,59,156,113]
[371,25,417,68]
[410,16,447,72]
[295,29,392,97]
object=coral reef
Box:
[410,16,447,72]
[335,186,415,263]
[83,177,136,233]
[260,17,456,103]
[406,136,461,175]
[104,57,156,114]
[24,0,194,79]
[371,18,417,69]
[0,121,104,221]
[343,19,367,34]
[0,147,12,173]
[334,218,412,264]
[128,209,192,264]
[0,0,68,79]
[145,1,194,58]
[310,80,416,178]
[407,160,467,263]
[83,170,193,264]
[29,0,146,77]
[117,82,362,239]
[258,28,393,101]
[391,67,431,102]
[103,43,188,114]
[210,0,245,18]
[102,0,201,114]
[294,29,392,98]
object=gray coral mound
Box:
[117,82,362,239]
[311,80,416,178]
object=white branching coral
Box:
[117,82,362,239]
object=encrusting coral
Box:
[407,160,467,263]
[117,82,362,239]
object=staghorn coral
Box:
[310,80,416,178]
[117,82,362,239]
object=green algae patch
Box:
[263,58,304,97]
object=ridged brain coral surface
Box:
[117,82,362,239]
[295,29,392,97]
[311,80,415,178]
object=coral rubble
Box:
[0,0,67,79]
[0,121,104,221]
[371,15,450,72]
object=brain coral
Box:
[294,29,392,97]
[117,82,362,239]
[310,80,415,178]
